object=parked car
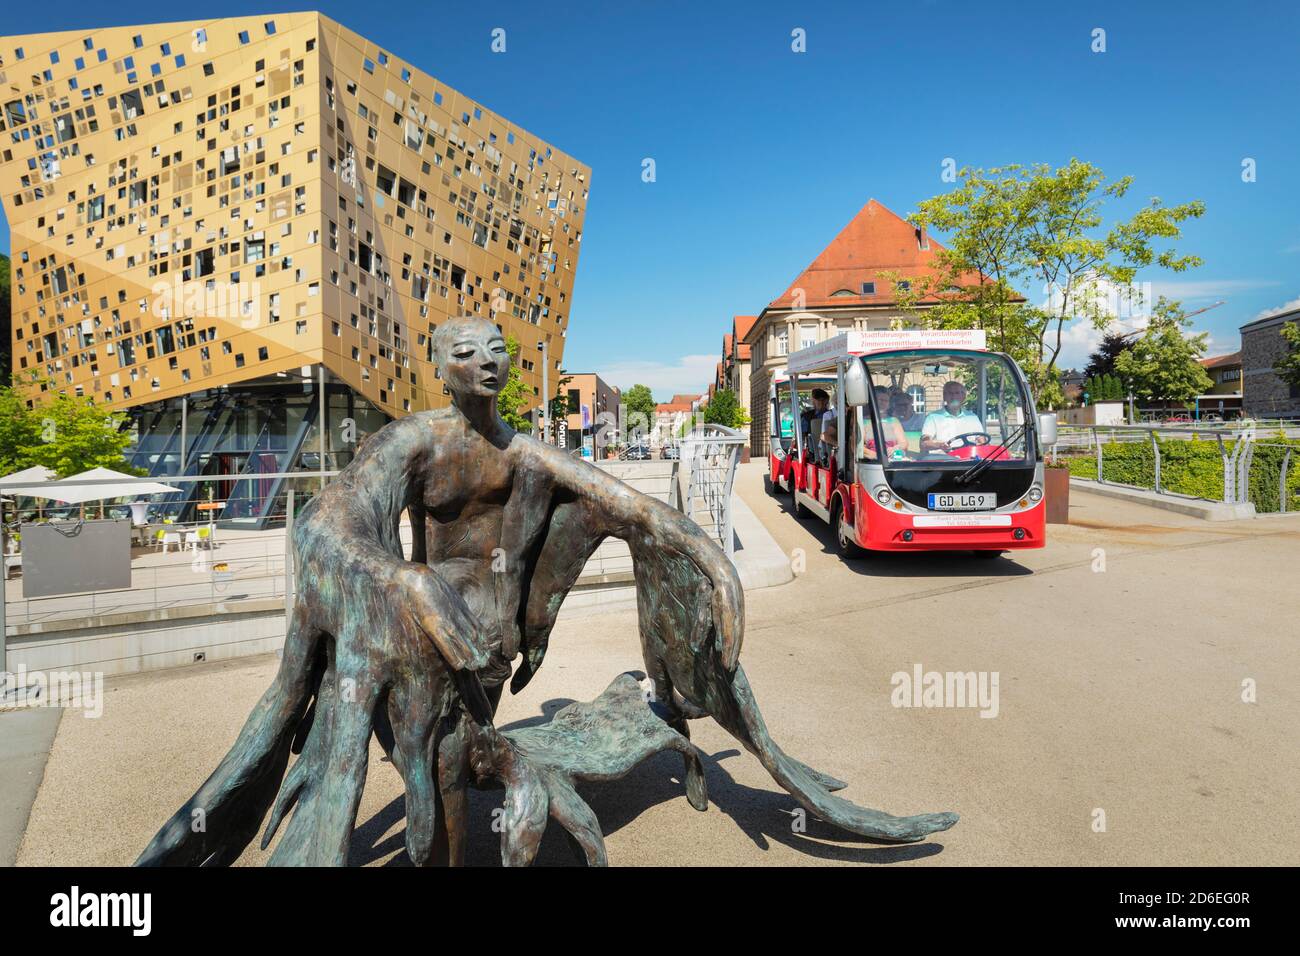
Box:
[625,443,652,461]
[662,443,680,460]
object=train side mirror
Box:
[1037,412,1058,446]
[844,360,870,407]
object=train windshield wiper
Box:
[954,423,1027,486]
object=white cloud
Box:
[599,353,716,401]
[1252,295,1300,321]
[1147,278,1280,301]
[1042,274,1245,369]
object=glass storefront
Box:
[124,375,391,528]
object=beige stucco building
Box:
[560,371,619,452]
[741,199,961,456]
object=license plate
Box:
[927,492,996,511]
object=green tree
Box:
[0,382,43,475]
[496,337,534,433]
[1113,299,1213,405]
[1084,331,1132,379]
[621,383,657,438]
[547,374,574,426]
[892,160,1205,402]
[1276,321,1300,390]
[18,391,137,476]
[701,389,750,429]
[1084,373,1125,402]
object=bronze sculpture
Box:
[137,315,957,866]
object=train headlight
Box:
[1028,486,1043,503]
[874,487,892,505]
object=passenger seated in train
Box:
[860,386,907,460]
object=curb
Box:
[1070,478,1257,521]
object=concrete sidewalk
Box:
[11,461,1300,866]
[0,707,61,866]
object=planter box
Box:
[1045,467,1070,524]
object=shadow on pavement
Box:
[351,707,949,866]
[770,490,1035,580]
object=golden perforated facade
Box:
[0,12,589,418]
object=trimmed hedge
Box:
[1065,436,1300,513]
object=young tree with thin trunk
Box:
[891,160,1205,409]
[1113,298,1213,405]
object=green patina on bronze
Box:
[136,315,956,867]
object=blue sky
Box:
[4,0,1299,397]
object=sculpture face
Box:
[435,317,510,399]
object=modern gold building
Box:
[0,12,588,524]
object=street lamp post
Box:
[538,339,549,444]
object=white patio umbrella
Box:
[15,467,181,521]
[34,467,180,505]
[0,465,58,521]
[0,465,57,496]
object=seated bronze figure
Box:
[137,315,956,866]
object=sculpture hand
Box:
[396,564,491,672]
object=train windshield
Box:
[856,351,1032,465]
[853,350,1036,508]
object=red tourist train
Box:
[767,330,1056,558]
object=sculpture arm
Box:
[532,442,745,670]
[294,415,492,681]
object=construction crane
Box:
[1116,300,1225,340]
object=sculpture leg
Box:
[540,772,607,866]
[385,678,443,866]
[433,718,471,866]
[709,664,958,842]
[268,639,382,865]
[136,610,323,866]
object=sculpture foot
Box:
[483,672,707,865]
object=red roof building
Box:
[739,199,994,453]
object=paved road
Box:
[14,462,1300,866]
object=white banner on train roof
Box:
[850,329,987,353]
[788,329,988,373]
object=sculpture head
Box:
[433,315,510,399]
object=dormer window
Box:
[860,281,876,295]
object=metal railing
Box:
[677,424,746,559]
[1,436,752,647]
[1056,421,1300,448]
[4,535,291,627]
[1053,424,1298,511]
[1,470,340,651]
